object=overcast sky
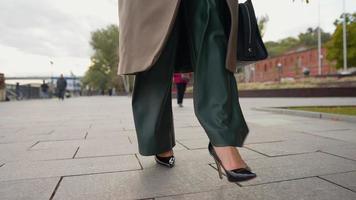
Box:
[0,0,355,77]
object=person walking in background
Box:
[118,0,256,182]
[56,74,67,100]
[173,73,190,107]
[40,80,49,99]
[15,82,21,100]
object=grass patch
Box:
[286,106,356,116]
[236,76,356,90]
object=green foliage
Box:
[265,28,331,57]
[82,25,119,91]
[258,15,269,38]
[326,13,356,69]
[298,27,331,47]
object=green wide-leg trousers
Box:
[132,0,249,156]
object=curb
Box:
[252,107,356,123]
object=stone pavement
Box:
[0,96,356,200]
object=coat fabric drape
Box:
[117,0,239,75]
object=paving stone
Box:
[0,134,46,144]
[0,142,37,161]
[233,152,356,186]
[85,132,131,140]
[177,138,210,149]
[52,163,232,200]
[1,146,77,162]
[321,171,356,192]
[30,139,84,150]
[245,133,350,157]
[0,155,140,181]
[246,117,296,126]
[321,145,356,161]
[76,140,137,158]
[1,97,356,199]
[304,129,356,143]
[156,177,356,200]
[280,119,356,133]
[46,129,87,141]
[0,177,59,200]
[174,127,208,140]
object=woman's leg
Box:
[182,0,249,168]
[131,15,180,156]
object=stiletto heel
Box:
[208,143,256,182]
[213,157,223,179]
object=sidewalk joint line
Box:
[49,177,63,200]
[317,176,356,193]
[318,150,356,162]
[175,140,190,150]
[84,132,88,139]
[244,147,318,158]
[243,146,271,157]
[28,141,40,150]
[128,136,133,144]
[73,153,135,160]
[72,147,80,158]
[242,176,318,187]
[245,140,284,145]
[297,131,352,143]
[134,154,144,170]
[62,168,142,178]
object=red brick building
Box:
[247,48,337,82]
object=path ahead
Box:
[1,97,356,200]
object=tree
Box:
[82,25,120,92]
[258,15,269,38]
[264,27,331,57]
[326,12,356,69]
[298,27,331,47]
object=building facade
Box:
[245,48,337,82]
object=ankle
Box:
[157,150,173,157]
[212,145,247,170]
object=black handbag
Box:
[237,0,268,67]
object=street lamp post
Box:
[342,0,348,72]
[277,63,283,82]
[317,0,322,75]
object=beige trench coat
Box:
[118,0,239,75]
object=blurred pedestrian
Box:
[15,82,21,100]
[173,73,190,107]
[56,74,67,100]
[40,80,49,98]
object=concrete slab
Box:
[0,155,141,181]
[1,97,356,199]
[53,163,232,200]
[1,146,78,162]
[76,141,137,158]
[321,145,356,161]
[321,171,356,192]
[157,177,356,200]
[245,134,350,157]
[235,152,356,186]
[30,140,84,150]
[304,129,356,144]
[0,177,59,200]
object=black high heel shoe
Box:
[208,143,256,182]
[155,155,175,168]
